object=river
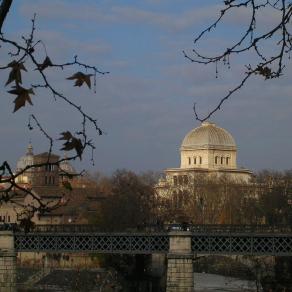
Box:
[194,272,259,291]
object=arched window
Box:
[221,157,224,164]
[226,157,230,165]
[199,156,202,164]
[188,157,191,165]
[194,157,197,164]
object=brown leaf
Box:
[256,66,272,79]
[8,85,34,112]
[5,61,27,86]
[59,131,73,141]
[66,72,92,89]
[38,56,53,71]
[59,131,83,159]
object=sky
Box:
[0,0,291,174]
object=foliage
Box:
[88,169,156,232]
[157,170,292,225]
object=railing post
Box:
[0,231,16,292]
[166,231,193,292]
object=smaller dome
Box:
[60,160,76,174]
[16,144,34,171]
[181,122,236,150]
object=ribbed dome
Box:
[60,160,76,174]
[16,144,34,170]
[181,122,236,150]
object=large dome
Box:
[181,122,236,150]
[59,160,76,174]
[16,144,34,171]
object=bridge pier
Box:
[0,231,16,292]
[166,231,194,292]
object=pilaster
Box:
[166,231,194,292]
[0,231,16,292]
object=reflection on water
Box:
[194,272,259,291]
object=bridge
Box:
[1,225,292,292]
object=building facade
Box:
[155,122,253,222]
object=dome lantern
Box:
[16,143,34,171]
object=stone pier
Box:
[166,231,194,292]
[0,231,16,292]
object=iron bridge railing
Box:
[191,234,292,256]
[13,231,292,256]
[14,233,169,254]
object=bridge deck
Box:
[14,232,292,256]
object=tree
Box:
[0,0,108,222]
[90,170,156,232]
[156,174,259,225]
[256,170,292,225]
[185,0,292,121]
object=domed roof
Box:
[60,159,76,174]
[181,122,236,150]
[16,143,34,170]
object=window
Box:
[8,216,10,223]
[183,175,188,185]
[178,176,183,185]
[226,157,230,165]
[45,164,54,172]
[188,157,191,165]
[221,157,224,164]
[199,156,202,164]
[194,157,197,164]
[215,156,218,164]
[45,176,48,185]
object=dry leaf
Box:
[59,131,83,159]
[67,72,92,89]
[8,85,34,112]
[38,56,53,71]
[5,61,27,86]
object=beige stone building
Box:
[155,121,252,199]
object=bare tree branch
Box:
[0,0,12,33]
[185,0,292,121]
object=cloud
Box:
[19,1,221,32]
[2,0,291,174]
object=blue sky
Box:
[0,0,291,174]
